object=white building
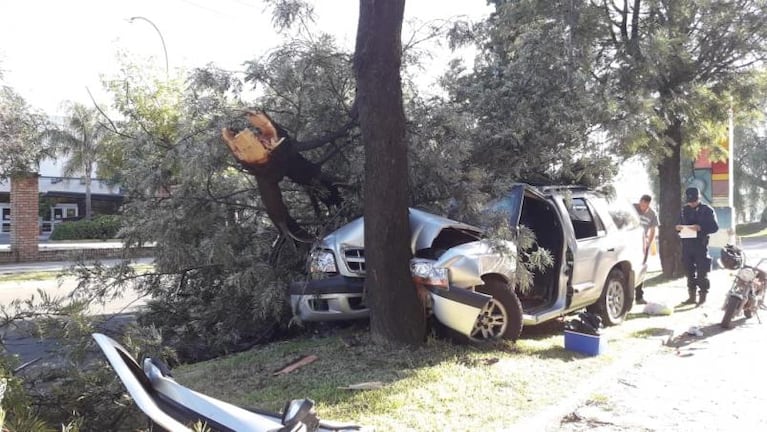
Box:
[0,157,123,233]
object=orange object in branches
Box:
[221,110,286,166]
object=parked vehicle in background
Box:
[290,184,647,342]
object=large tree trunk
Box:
[354,0,425,346]
[657,121,684,278]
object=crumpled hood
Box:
[321,208,482,252]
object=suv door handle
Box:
[606,247,615,252]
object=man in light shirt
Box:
[633,194,658,305]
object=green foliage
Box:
[0,356,54,432]
[444,0,617,188]
[594,0,767,161]
[0,85,52,179]
[78,53,319,360]
[38,196,55,219]
[0,287,154,431]
[263,0,315,33]
[462,1,767,276]
[736,221,767,237]
[733,123,767,222]
[43,102,117,219]
[49,215,121,241]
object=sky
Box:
[0,0,493,115]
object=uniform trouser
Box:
[682,247,712,295]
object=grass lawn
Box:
[736,222,767,238]
[0,263,154,283]
[172,271,719,431]
[174,326,630,430]
[0,270,62,283]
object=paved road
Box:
[0,258,151,366]
[0,232,51,247]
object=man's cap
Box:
[685,187,700,203]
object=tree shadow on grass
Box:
[517,319,611,361]
[520,318,565,340]
[643,272,677,287]
[630,327,674,339]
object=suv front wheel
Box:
[469,277,524,342]
[588,268,630,326]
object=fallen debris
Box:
[338,381,385,391]
[643,302,674,316]
[273,355,319,376]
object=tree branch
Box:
[739,170,767,190]
[292,98,359,152]
[86,87,134,140]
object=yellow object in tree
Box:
[221,110,286,166]
[221,128,272,165]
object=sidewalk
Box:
[516,268,766,431]
[0,238,128,252]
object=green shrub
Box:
[49,215,121,241]
[735,221,767,237]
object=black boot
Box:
[635,286,647,305]
[697,291,707,306]
[681,289,696,305]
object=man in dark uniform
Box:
[676,187,719,305]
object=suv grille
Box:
[344,248,366,274]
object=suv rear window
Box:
[566,197,604,239]
[605,197,641,230]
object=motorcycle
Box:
[93,333,369,432]
[720,257,767,329]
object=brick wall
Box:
[0,246,155,264]
[10,174,39,262]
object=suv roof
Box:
[536,185,592,195]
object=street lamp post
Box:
[128,16,169,77]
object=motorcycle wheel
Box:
[744,300,753,319]
[721,295,741,329]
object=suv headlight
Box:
[410,259,449,288]
[309,249,338,274]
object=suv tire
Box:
[588,268,630,326]
[469,277,524,342]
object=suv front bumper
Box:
[289,276,369,322]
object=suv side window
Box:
[567,197,603,239]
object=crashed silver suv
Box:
[290,184,647,342]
